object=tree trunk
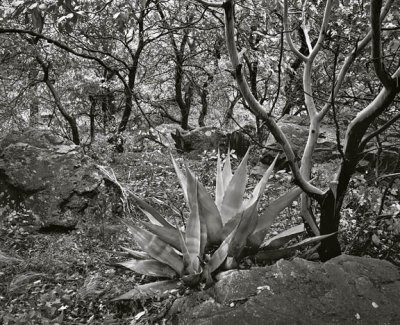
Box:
[89,96,96,143]
[117,4,147,133]
[29,95,39,127]
[118,86,133,133]
[319,87,399,259]
[175,63,192,130]
[318,190,342,261]
[199,75,212,127]
[198,90,207,127]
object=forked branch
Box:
[221,0,324,200]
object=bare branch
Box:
[301,0,313,54]
[371,0,395,89]
[283,0,308,63]
[223,0,324,199]
[318,0,395,120]
[190,0,224,8]
[309,0,333,61]
[269,16,284,114]
[330,45,345,159]
[35,55,80,144]
[359,111,400,149]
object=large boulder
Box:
[260,115,340,167]
[169,255,400,324]
[260,115,400,173]
[0,129,112,228]
[171,126,252,157]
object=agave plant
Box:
[106,149,334,300]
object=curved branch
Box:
[318,0,395,120]
[191,0,224,8]
[359,111,400,149]
[309,0,333,61]
[69,33,130,69]
[371,0,395,89]
[36,55,80,145]
[223,0,324,200]
[283,0,308,63]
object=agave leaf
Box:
[255,186,302,232]
[112,280,180,301]
[249,186,302,248]
[137,207,164,227]
[133,196,174,229]
[185,166,201,273]
[170,153,188,203]
[228,198,259,260]
[124,221,184,274]
[117,259,177,279]
[255,232,337,262]
[199,215,208,256]
[221,211,241,240]
[177,227,191,274]
[261,224,305,250]
[207,228,236,273]
[215,148,224,211]
[120,247,150,260]
[142,222,182,251]
[221,148,233,191]
[220,148,250,225]
[243,155,279,209]
[196,180,223,245]
[221,193,259,240]
[303,207,320,236]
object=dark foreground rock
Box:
[168,255,400,324]
[0,129,117,228]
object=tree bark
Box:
[36,56,80,145]
[29,95,39,127]
[199,74,212,127]
[89,96,96,143]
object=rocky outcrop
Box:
[260,115,340,168]
[260,115,400,173]
[171,126,252,157]
[0,129,115,228]
[168,255,400,324]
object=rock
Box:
[168,255,400,324]
[171,126,251,157]
[0,128,116,228]
[227,129,252,157]
[260,115,400,173]
[260,115,341,168]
